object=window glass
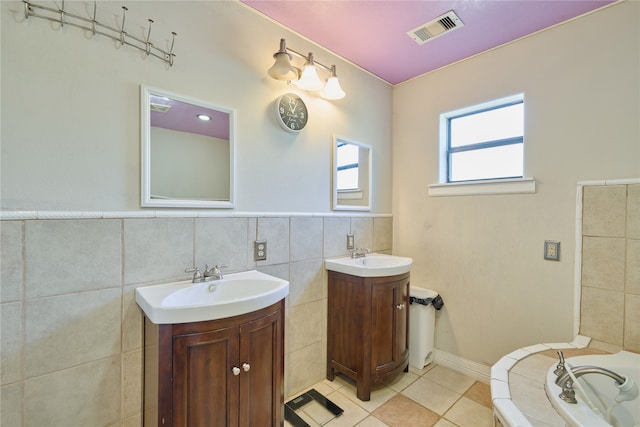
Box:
[442,95,524,182]
[450,144,523,182]
[450,103,524,148]
[337,143,359,190]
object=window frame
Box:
[445,97,524,183]
[431,93,535,196]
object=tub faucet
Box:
[555,365,627,404]
[553,351,566,377]
[351,248,370,258]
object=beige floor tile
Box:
[386,371,419,393]
[372,394,440,427]
[401,377,461,415]
[424,365,476,394]
[340,384,397,412]
[324,390,369,427]
[434,418,458,427]
[409,362,436,376]
[444,397,493,427]
[356,415,390,426]
[464,381,492,409]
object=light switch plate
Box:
[544,241,560,261]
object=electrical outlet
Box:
[544,241,560,261]
[254,240,267,261]
[347,233,355,250]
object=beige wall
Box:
[0,0,394,425]
[0,1,393,213]
[580,183,640,352]
[392,1,640,365]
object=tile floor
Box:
[285,364,494,427]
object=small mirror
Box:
[332,136,372,211]
[141,85,235,208]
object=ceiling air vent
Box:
[150,102,171,113]
[407,10,464,45]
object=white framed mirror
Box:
[332,136,372,211]
[141,85,235,208]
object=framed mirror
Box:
[332,136,372,211]
[141,85,235,208]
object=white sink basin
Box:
[135,270,289,324]
[325,253,412,277]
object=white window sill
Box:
[337,189,363,200]
[428,177,536,197]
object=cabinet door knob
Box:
[232,366,240,376]
[396,303,405,310]
[242,363,251,372]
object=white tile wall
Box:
[0,212,392,425]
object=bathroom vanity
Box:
[143,300,284,427]
[135,270,289,427]
[326,270,410,401]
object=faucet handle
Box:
[554,351,566,376]
[185,267,202,282]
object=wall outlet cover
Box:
[254,240,267,261]
[347,234,355,250]
[544,241,560,261]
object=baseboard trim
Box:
[433,349,491,384]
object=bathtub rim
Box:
[490,334,592,427]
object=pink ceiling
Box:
[242,0,615,85]
[150,96,230,140]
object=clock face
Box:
[275,93,308,132]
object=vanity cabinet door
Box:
[144,300,285,427]
[327,271,410,401]
[172,326,240,427]
[239,308,284,427]
[371,277,409,376]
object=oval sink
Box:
[135,270,289,324]
[325,253,412,277]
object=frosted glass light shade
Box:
[294,64,323,91]
[321,76,346,100]
[268,52,298,81]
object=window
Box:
[336,142,360,190]
[442,94,524,183]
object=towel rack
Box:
[22,0,177,67]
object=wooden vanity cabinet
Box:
[326,271,409,401]
[143,300,284,427]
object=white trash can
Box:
[409,286,438,370]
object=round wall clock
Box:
[275,93,308,132]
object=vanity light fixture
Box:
[197,114,212,121]
[267,38,346,100]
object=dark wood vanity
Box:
[143,300,284,427]
[326,270,410,401]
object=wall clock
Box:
[275,93,308,132]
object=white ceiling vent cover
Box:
[407,10,464,45]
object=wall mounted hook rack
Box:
[22,0,177,67]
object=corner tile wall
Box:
[0,214,392,426]
[580,183,639,352]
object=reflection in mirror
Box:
[332,136,371,211]
[141,85,235,208]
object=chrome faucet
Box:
[204,264,226,281]
[555,365,626,404]
[350,248,370,258]
[553,351,566,377]
[185,264,227,283]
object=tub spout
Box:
[555,365,627,404]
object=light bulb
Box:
[321,76,346,100]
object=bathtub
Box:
[544,351,640,427]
